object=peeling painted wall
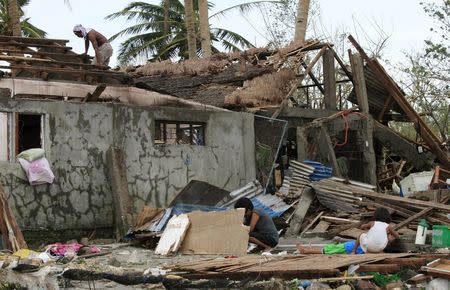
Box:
[0,97,255,233]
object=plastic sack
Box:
[18,157,55,185]
[16,148,45,162]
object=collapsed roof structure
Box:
[0,33,448,243]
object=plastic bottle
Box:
[415,219,429,245]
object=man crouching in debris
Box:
[297,208,399,254]
[235,197,279,252]
[73,24,113,66]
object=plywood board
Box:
[180,209,249,256]
[155,214,190,255]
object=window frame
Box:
[0,111,12,162]
[155,120,206,146]
[15,113,45,156]
[0,111,46,163]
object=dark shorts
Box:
[250,231,278,248]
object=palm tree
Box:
[1,0,46,37]
[184,0,197,59]
[107,0,280,64]
[198,0,211,57]
[294,0,310,43]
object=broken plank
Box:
[393,208,433,231]
[0,41,72,51]
[321,216,359,225]
[311,220,330,233]
[381,258,427,267]
[327,221,364,238]
[312,276,374,283]
[286,187,315,236]
[0,54,109,69]
[0,183,27,251]
[83,84,107,103]
[349,52,369,113]
[340,228,365,239]
[353,191,450,212]
[0,48,88,60]
[323,48,337,110]
[0,36,69,45]
[0,64,126,77]
[357,264,401,274]
[300,211,324,237]
[155,214,190,255]
[421,259,450,280]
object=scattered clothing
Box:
[47,242,100,257]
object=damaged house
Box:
[0,36,255,242]
[0,34,448,249]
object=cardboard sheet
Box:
[180,209,249,256]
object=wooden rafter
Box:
[271,46,328,119]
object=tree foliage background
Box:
[397,0,450,141]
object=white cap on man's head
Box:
[73,24,84,32]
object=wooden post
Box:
[349,52,369,113]
[297,127,308,162]
[286,187,315,236]
[317,125,342,177]
[106,146,133,240]
[323,48,336,110]
[361,117,377,185]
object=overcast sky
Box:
[25,0,436,67]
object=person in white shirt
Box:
[297,207,399,255]
[354,207,400,254]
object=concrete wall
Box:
[0,97,255,234]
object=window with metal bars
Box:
[155,121,205,146]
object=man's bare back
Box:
[86,30,108,49]
[73,25,113,66]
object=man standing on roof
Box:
[73,25,113,66]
